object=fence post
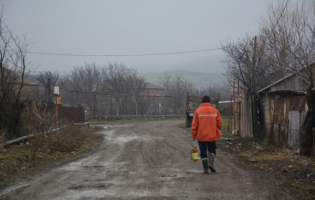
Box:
[116,97,119,116]
[125,95,127,116]
[136,97,138,116]
[173,96,175,118]
[93,93,96,118]
[110,95,112,115]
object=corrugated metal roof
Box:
[257,64,314,93]
[257,73,296,93]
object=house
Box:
[140,82,165,97]
[0,67,39,99]
[257,69,313,148]
[139,82,165,115]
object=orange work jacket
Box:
[191,103,223,141]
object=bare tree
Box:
[69,63,101,92]
[221,35,284,96]
[261,1,315,155]
[36,71,59,91]
[221,34,285,137]
[0,7,32,139]
[159,73,197,114]
[68,63,101,116]
[101,62,145,115]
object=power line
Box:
[28,48,221,57]
[277,0,289,23]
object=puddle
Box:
[83,165,106,171]
[84,179,106,182]
[116,135,139,143]
[69,183,113,191]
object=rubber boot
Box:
[202,158,209,174]
[208,153,216,173]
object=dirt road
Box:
[0,121,292,200]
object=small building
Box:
[0,67,39,99]
[257,71,311,148]
[141,82,165,97]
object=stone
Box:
[288,165,293,169]
[2,149,7,153]
[21,167,26,170]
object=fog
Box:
[2,0,275,74]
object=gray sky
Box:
[2,0,275,74]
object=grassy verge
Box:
[217,137,315,199]
[89,117,185,125]
[0,125,103,184]
[220,118,235,138]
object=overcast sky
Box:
[2,0,277,74]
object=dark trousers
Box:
[198,141,217,159]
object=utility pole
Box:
[48,78,51,103]
[252,36,257,137]
[252,36,257,95]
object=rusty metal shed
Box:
[259,88,307,148]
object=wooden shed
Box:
[257,71,310,148]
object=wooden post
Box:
[94,93,96,118]
[228,97,232,132]
[55,95,58,124]
[136,98,138,116]
[217,93,220,110]
[48,78,51,103]
[116,97,119,116]
[244,90,246,137]
[238,79,241,137]
[233,79,235,133]
[173,96,175,118]
[110,95,112,116]
[125,96,127,116]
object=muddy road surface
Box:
[1,121,292,200]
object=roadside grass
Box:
[221,119,235,138]
[218,136,315,199]
[89,117,185,125]
[0,126,103,184]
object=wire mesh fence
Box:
[25,90,188,119]
[64,90,187,118]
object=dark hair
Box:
[202,95,210,103]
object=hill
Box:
[138,70,225,89]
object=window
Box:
[147,91,149,96]
[152,91,154,96]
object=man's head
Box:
[202,95,211,103]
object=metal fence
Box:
[25,90,188,119]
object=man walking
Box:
[191,95,223,174]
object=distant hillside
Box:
[138,70,225,89]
